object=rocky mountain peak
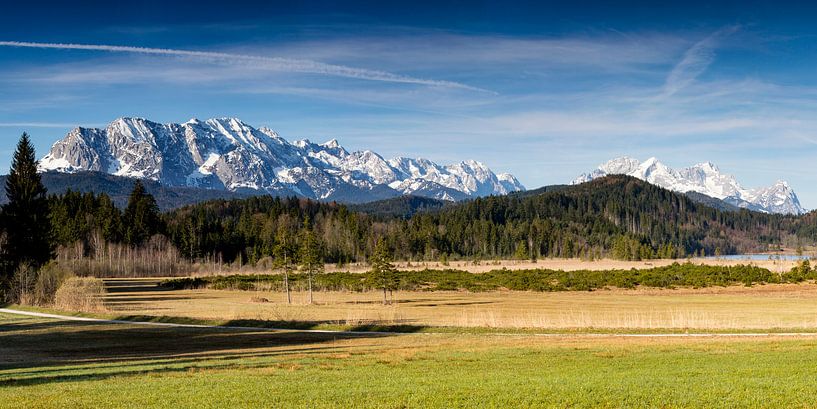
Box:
[572,156,805,215]
[39,117,525,203]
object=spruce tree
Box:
[371,239,397,305]
[298,218,323,305]
[123,180,160,246]
[1,133,54,294]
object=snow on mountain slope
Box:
[572,157,804,215]
[39,117,525,203]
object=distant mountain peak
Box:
[39,117,525,203]
[572,157,804,215]
[695,161,719,172]
[321,138,340,148]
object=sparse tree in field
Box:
[371,239,397,305]
[1,133,54,300]
[123,180,161,246]
[298,218,323,305]
[273,224,295,304]
[514,241,528,261]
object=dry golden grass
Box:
[54,277,107,312]
[195,257,803,276]
[100,278,817,330]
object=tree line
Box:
[162,175,814,265]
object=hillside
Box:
[349,195,450,219]
[0,171,259,211]
[158,175,817,264]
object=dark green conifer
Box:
[1,133,54,292]
[123,180,161,246]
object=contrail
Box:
[0,40,487,92]
[661,25,740,97]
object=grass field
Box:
[8,264,817,407]
[101,278,817,330]
[4,311,817,408]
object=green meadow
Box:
[3,312,817,408]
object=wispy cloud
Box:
[661,26,740,97]
[0,122,89,128]
[0,40,487,92]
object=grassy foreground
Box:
[3,312,817,408]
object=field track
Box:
[5,307,817,338]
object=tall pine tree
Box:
[298,218,323,305]
[371,239,397,305]
[123,180,161,246]
[1,133,54,290]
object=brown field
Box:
[100,278,817,330]
[194,256,804,276]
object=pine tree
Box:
[1,133,54,296]
[298,218,323,305]
[371,239,397,305]
[123,180,160,246]
[273,224,295,304]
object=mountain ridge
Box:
[572,156,804,215]
[40,117,525,203]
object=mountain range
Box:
[572,157,805,214]
[39,117,524,203]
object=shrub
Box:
[33,263,72,306]
[161,264,804,294]
[10,263,37,305]
[54,277,105,312]
[160,277,207,290]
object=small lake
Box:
[706,254,813,261]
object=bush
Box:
[160,277,207,290]
[9,263,37,305]
[33,263,72,306]
[8,262,74,306]
[782,260,814,283]
[54,277,105,312]
[162,264,789,294]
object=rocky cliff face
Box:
[40,117,525,203]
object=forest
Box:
[47,174,817,269]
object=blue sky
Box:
[2,1,817,206]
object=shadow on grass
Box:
[102,314,425,332]
[102,295,207,303]
[0,315,426,387]
[101,279,168,294]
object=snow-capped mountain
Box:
[40,117,524,203]
[572,157,804,215]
